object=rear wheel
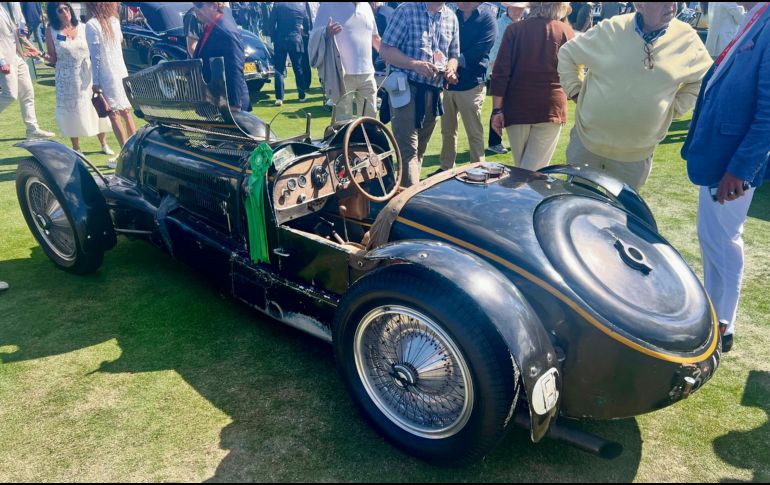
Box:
[334,266,519,465]
[16,159,104,274]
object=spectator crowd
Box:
[0,1,769,354]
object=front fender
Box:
[365,240,561,442]
[150,43,186,63]
[539,164,657,231]
[15,140,117,254]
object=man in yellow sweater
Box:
[558,2,712,190]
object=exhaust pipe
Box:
[514,410,623,460]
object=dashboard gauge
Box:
[335,155,347,179]
[298,175,308,188]
[287,178,297,191]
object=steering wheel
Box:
[342,117,402,203]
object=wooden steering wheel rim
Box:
[342,117,403,203]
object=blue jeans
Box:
[273,47,307,100]
[28,23,45,53]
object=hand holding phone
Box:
[710,181,751,203]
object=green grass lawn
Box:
[0,66,768,482]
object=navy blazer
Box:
[194,13,251,112]
[682,7,770,188]
[267,2,310,52]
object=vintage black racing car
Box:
[14,59,721,465]
[120,2,274,91]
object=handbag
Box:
[91,90,111,118]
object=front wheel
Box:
[16,159,104,274]
[334,266,520,465]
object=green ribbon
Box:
[244,143,273,264]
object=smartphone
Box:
[709,181,752,201]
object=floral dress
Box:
[52,23,111,137]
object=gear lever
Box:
[339,205,350,242]
[315,217,345,245]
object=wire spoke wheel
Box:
[25,177,76,262]
[354,305,474,439]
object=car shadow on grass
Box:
[0,241,642,482]
[713,370,770,483]
[0,156,28,183]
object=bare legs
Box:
[108,109,136,147]
[69,133,112,153]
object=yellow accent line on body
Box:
[395,216,719,364]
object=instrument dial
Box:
[287,178,297,191]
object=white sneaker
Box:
[107,158,117,169]
[274,99,283,107]
[101,145,115,156]
[0,281,8,292]
[26,128,55,139]
[487,144,508,155]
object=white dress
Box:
[85,17,131,111]
[52,24,111,138]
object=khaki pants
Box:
[0,56,38,133]
[339,73,377,118]
[440,84,486,170]
[565,127,653,190]
[390,85,439,187]
[505,122,562,171]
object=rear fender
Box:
[539,164,657,231]
[15,140,117,253]
[365,240,561,442]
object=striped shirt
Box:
[381,2,459,87]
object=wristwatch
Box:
[492,108,503,115]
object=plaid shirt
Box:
[381,2,460,87]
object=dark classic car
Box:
[13,59,721,464]
[120,2,273,91]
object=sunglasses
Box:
[56,7,69,14]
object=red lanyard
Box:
[198,13,223,53]
[715,3,769,65]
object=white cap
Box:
[382,72,411,109]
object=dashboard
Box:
[273,146,374,224]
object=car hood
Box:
[388,169,714,355]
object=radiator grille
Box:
[124,60,227,125]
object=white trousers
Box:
[697,185,755,336]
[337,72,377,118]
[0,55,38,133]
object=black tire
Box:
[333,265,520,465]
[15,158,104,274]
[248,79,267,93]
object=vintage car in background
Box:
[14,59,721,465]
[120,2,274,91]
